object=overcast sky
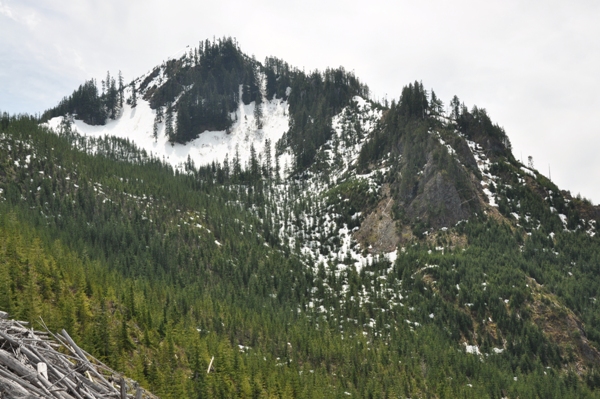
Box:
[1,0,599,202]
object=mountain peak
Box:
[2,38,600,396]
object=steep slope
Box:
[42,37,367,176]
[5,37,600,397]
[45,84,291,176]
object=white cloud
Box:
[0,1,40,28]
[22,9,39,28]
[0,1,15,20]
[0,2,16,21]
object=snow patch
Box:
[464,343,481,355]
[520,166,536,177]
[45,85,291,177]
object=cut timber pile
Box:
[0,310,158,399]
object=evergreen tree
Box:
[165,103,174,142]
[450,95,461,121]
[249,143,260,180]
[254,96,263,130]
[118,71,124,108]
[153,119,159,143]
[429,89,444,117]
[233,146,242,178]
[398,81,428,119]
[263,138,272,178]
[131,82,138,108]
[119,318,135,352]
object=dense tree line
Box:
[42,72,124,125]
[159,38,262,143]
[282,67,369,170]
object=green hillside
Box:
[2,42,600,397]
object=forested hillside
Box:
[2,37,600,398]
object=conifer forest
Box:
[1,38,600,398]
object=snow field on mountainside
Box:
[46,85,292,178]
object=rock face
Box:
[393,139,482,230]
[354,184,401,253]
[450,136,478,172]
[406,170,474,229]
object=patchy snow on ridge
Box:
[323,96,383,183]
[466,139,499,207]
[274,97,388,275]
[520,166,536,178]
[45,86,290,175]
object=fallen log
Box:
[0,313,159,399]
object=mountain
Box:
[1,37,599,398]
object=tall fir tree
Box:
[131,82,137,108]
[118,71,124,108]
[165,103,174,142]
